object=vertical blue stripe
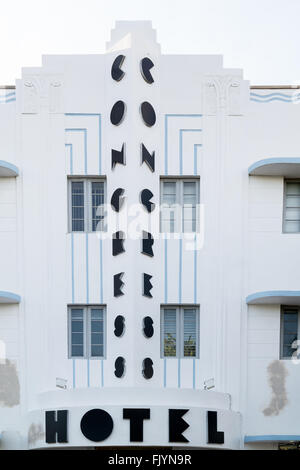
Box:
[65,114,102,174]
[87,359,90,387]
[73,359,76,388]
[101,359,104,387]
[65,128,87,174]
[193,358,196,389]
[178,358,181,388]
[100,239,103,304]
[164,358,167,388]
[179,129,202,175]
[179,129,183,176]
[164,115,168,175]
[71,233,75,303]
[65,143,73,175]
[98,115,102,175]
[179,239,182,304]
[164,114,202,176]
[70,144,73,175]
[164,238,168,303]
[194,234,197,304]
[84,129,87,175]
[86,233,89,304]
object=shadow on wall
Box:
[0,359,20,407]
[263,360,288,416]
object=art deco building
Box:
[0,21,299,450]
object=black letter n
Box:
[45,410,68,443]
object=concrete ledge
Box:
[246,290,300,305]
[248,158,300,177]
[0,291,21,304]
[0,161,19,177]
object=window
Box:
[160,178,199,233]
[280,306,300,359]
[161,306,199,358]
[69,178,106,232]
[283,180,300,233]
[68,306,105,358]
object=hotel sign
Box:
[38,406,241,449]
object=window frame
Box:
[68,305,106,359]
[282,179,300,234]
[160,177,200,234]
[280,305,300,360]
[68,177,106,233]
[160,305,200,359]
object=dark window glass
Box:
[282,308,298,358]
[72,182,84,231]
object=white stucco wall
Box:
[0,21,299,450]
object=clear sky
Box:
[1,0,300,85]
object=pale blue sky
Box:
[1,0,300,85]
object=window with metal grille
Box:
[280,306,299,359]
[283,181,300,233]
[69,178,106,232]
[160,178,199,233]
[161,306,199,358]
[68,306,105,359]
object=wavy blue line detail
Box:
[0,99,16,104]
[0,92,16,98]
[250,92,300,103]
[250,92,300,99]
[0,92,16,104]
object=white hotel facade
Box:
[0,21,300,450]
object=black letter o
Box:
[80,409,114,442]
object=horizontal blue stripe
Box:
[245,435,300,443]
